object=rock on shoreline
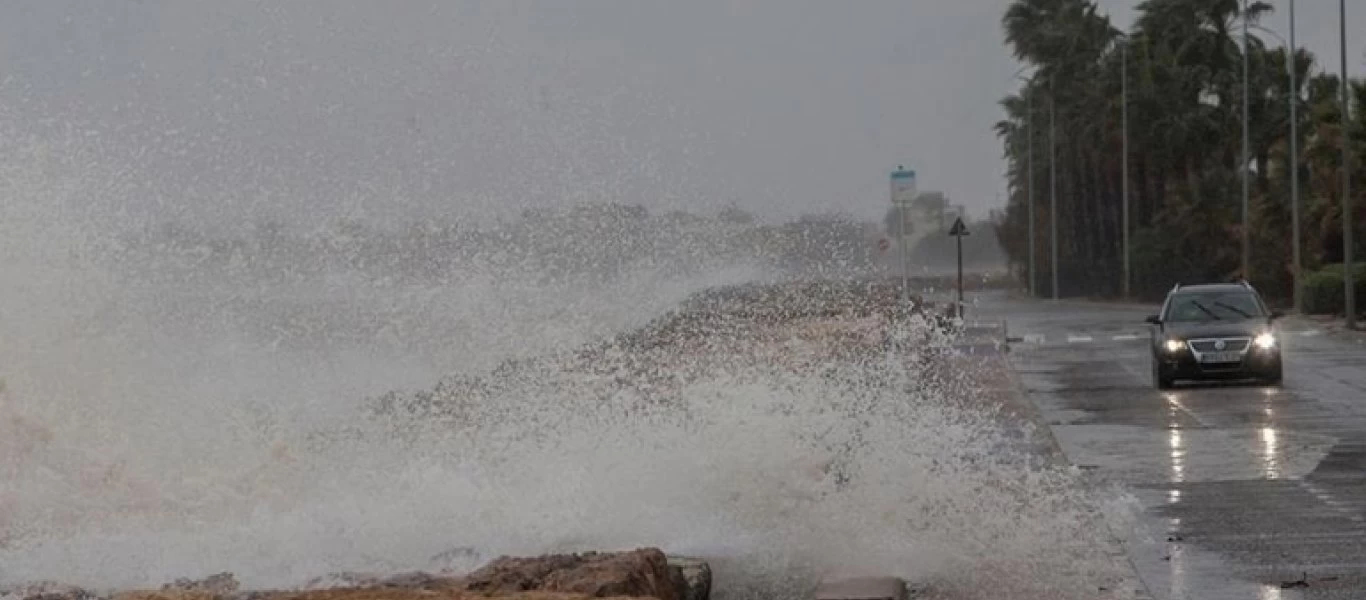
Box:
[2,549,710,600]
[366,278,955,424]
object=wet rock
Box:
[292,548,700,600]
[299,570,464,592]
[267,592,623,600]
[297,574,381,592]
[111,591,218,600]
[4,549,705,600]
[461,548,676,600]
[1280,572,1310,589]
[160,574,239,595]
[373,571,462,591]
[664,557,711,600]
[363,278,944,422]
[428,546,483,573]
[1,582,98,600]
[812,577,907,600]
[430,545,480,564]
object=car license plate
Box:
[1201,351,1241,363]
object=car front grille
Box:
[1189,338,1250,353]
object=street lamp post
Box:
[1248,14,1300,311]
[1027,88,1037,298]
[1342,0,1356,328]
[1122,38,1131,299]
[1290,0,1303,314]
[1241,0,1251,282]
[1006,68,1038,297]
[1050,83,1059,300]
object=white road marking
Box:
[1299,329,1323,337]
[965,321,1004,330]
[1299,480,1364,523]
[1015,332,1146,345]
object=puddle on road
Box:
[1126,520,1278,600]
[1148,477,1366,571]
[1014,319,1366,597]
[1309,440,1366,478]
[1047,422,1335,485]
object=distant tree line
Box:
[905,214,1008,272]
[881,201,1007,273]
[994,0,1365,308]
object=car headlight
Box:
[1164,339,1184,353]
[1254,332,1276,349]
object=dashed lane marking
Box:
[1012,332,1149,345]
[1030,330,1321,343]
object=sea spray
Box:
[0,129,1137,600]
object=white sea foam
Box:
[0,128,1137,600]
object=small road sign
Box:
[949,217,970,318]
[948,217,969,237]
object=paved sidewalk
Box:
[1282,314,1366,343]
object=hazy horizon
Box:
[1,1,1362,229]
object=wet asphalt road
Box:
[970,292,1366,600]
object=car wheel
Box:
[1264,362,1284,387]
[1153,359,1174,390]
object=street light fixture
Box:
[1341,0,1356,329]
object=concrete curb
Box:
[1281,314,1366,341]
[813,576,908,600]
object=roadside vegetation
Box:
[994,0,1365,315]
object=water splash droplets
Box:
[0,128,1135,600]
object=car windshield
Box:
[1164,291,1265,322]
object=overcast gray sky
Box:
[0,1,1362,229]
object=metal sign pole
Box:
[1342,0,1356,328]
[900,220,909,304]
[890,167,916,307]
[949,217,970,319]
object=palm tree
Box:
[995,0,1343,300]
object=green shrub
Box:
[1303,263,1366,316]
[1304,270,1344,315]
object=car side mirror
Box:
[1144,315,1161,325]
